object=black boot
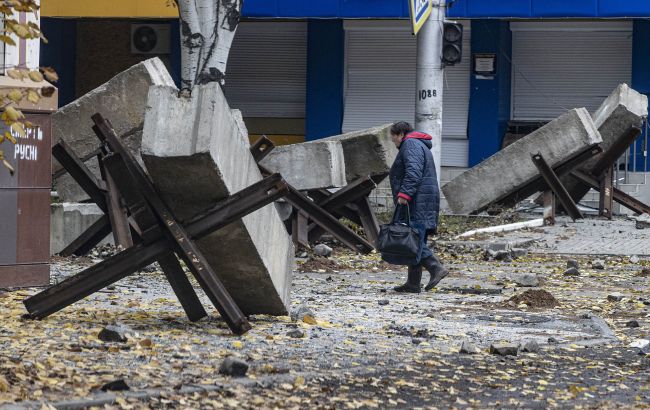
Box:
[394,265,422,293]
[422,255,449,291]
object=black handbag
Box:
[378,204,423,266]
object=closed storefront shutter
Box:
[224,21,307,118]
[343,20,471,167]
[511,21,632,121]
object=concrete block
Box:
[53,58,175,202]
[141,83,293,316]
[564,84,648,201]
[442,108,602,215]
[320,124,398,182]
[50,203,112,255]
[260,140,346,190]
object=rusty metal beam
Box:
[250,135,275,163]
[24,173,289,323]
[98,155,133,249]
[355,196,380,247]
[58,215,112,257]
[498,145,603,209]
[103,153,207,322]
[51,140,107,212]
[283,184,374,254]
[291,210,310,249]
[570,170,650,216]
[531,153,583,221]
[599,167,614,219]
[92,114,251,335]
[591,127,642,177]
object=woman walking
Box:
[389,121,449,293]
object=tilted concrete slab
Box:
[260,140,346,190]
[442,108,603,215]
[319,125,398,182]
[141,83,293,316]
[53,58,176,202]
[564,84,648,201]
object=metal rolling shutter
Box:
[224,22,307,118]
[343,20,471,167]
[511,21,632,121]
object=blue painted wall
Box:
[239,0,650,19]
[40,18,77,107]
[449,0,650,18]
[631,20,650,172]
[467,20,512,166]
[305,20,345,141]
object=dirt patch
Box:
[507,289,559,308]
[298,257,343,273]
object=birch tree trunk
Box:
[175,0,242,91]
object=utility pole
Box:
[415,0,445,186]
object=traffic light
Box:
[442,22,463,66]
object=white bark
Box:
[176,0,242,91]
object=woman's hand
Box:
[397,197,408,205]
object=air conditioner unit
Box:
[131,24,171,55]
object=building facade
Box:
[40,0,650,170]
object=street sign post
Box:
[410,0,433,35]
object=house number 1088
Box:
[418,89,437,100]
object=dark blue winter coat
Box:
[389,132,440,234]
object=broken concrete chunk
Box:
[489,344,519,356]
[607,293,624,302]
[592,260,606,270]
[219,357,249,377]
[442,108,602,215]
[563,267,580,277]
[459,340,479,354]
[314,244,333,258]
[319,124,398,182]
[567,259,580,269]
[286,329,306,339]
[290,304,315,322]
[260,140,347,190]
[514,274,539,288]
[53,58,176,202]
[520,340,541,353]
[141,83,293,316]
[97,325,130,343]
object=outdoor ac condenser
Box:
[131,24,171,55]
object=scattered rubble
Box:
[459,340,480,354]
[489,344,519,356]
[508,289,559,309]
[100,379,130,392]
[219,357,249,378]
[314,244,333,258]
[520,340,541,353]
[286,329,306,339]
[514,274,539,288]
[563,268,580,277]
[97,325,130,343]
